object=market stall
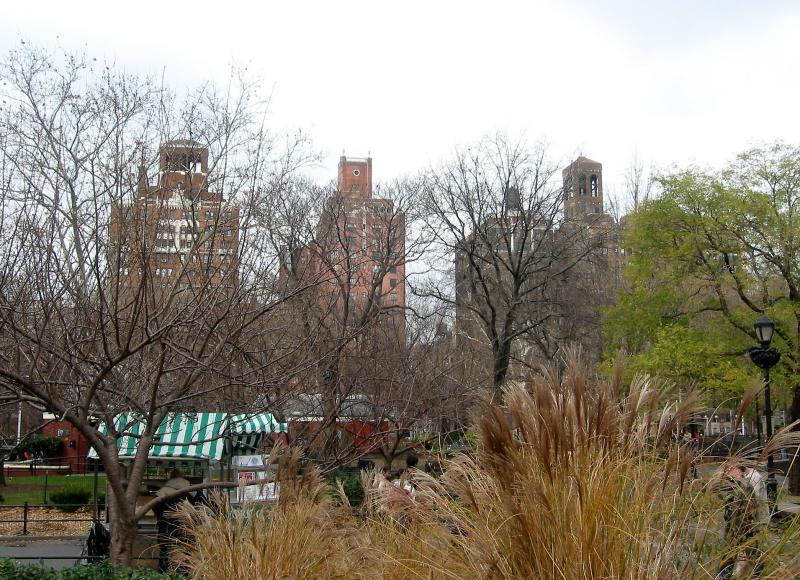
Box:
[228,413,287,503]
[88,411,287,505]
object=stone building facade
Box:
[454,155,623,378]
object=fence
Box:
[4,456,100,477]
[0,500,105,536]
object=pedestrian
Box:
[154,469,192,573]
[399,454,419,500]
[717,463,766,578]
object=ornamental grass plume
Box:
[170,443,367,579]
[172,350,800,579]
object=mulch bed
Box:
[0,506,103,536]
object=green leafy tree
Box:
[605,142,800,490]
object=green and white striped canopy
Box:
[228,413,287,435]
[89,412,229,461]
[89,411,287,461]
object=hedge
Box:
[0,558,181,579]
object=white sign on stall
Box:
[233,455,278,502]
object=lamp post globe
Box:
[754,314,775,347]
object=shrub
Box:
[331,470,364,505]
[50,488,91,512]
[20,435,63,458]
[0,558,180,579]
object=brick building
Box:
[40,417,91,474]
[110,140,239,299]
[285,155,406,336]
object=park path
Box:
[0,538,85,570]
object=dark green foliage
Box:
[49,488,91,512]
[332,470,364,505]
[0,558,180,579]
[20,435,63,458]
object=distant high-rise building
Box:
[454,155,623,374]
[110,140,239,300]
[284,155,405,337]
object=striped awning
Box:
[89,412,229,461]
[228,413,287,435]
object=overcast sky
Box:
[3,0,800,207]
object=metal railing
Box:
[4,456,101,477]
[0,500,105,536]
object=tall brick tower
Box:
[337,156,373,197]
[562,156,603,221]
[285,155,405,338]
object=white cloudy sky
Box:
[3,0,800,204]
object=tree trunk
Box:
[493,339,512,395]
[788,387,800,494]
[108,489,137,565]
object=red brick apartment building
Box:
[110,140,239,298]
[285,155,406,337]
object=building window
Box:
[205,211,215,220]
[590,175,598,197]
[579,174,586,196]
[389,278,397,288]
[372,250,383,260]
[389,266,396,274]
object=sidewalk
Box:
[775,494,800,520]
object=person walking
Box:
[717,464,767,578]
[154,469,192,572]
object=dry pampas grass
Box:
[171,351,800,579]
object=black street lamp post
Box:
[748,314,781,506]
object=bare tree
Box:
[416,135,604,394]
[0,46,317,562]
[329,298,477,469]
[277,165,432,465]
[624,149,654,212]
